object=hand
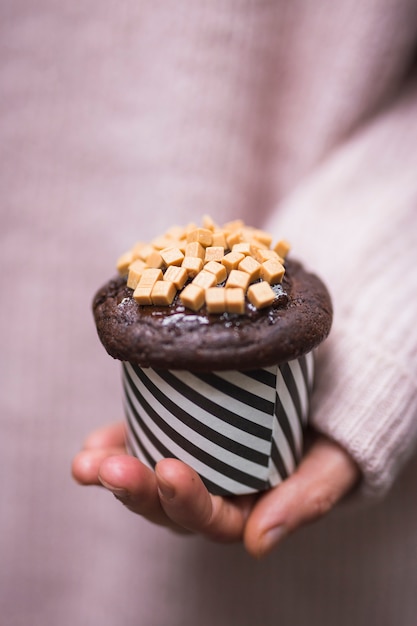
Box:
[72,422,360,557]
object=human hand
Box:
[72,422,359,557]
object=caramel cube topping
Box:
[204,246,224,263]
[223,219,244,232]
[205,287,226,313]
[232,242,251,256]
[185,241,205,260]
[127,259,147,289]
[133,285,153,305]
[180,283,205,311]
[226,269,251,292]
[146,250,164,269]
[160,247,184,267]
[138,268,163,286]
[238,255,261,283]
[163,265,188,289]
[249,241,268,258]
[222,251,245,273]
[164,225,185,240]
[182,256,204,277]
[192,270,217,290]
[261,259,285,284]
[151,280,177,306]
[151,235,175,250]
[116,216,291,314]
[202,214,217,231]
[274,239,291,259]
[135,244,155,262]
[204,260,227,283]
[211,230,228,248]
[225,288,245,314]
[252,248,280,264]
[226,230,242,249]
[184,222,198,237]
[252,229,273,247]
[186,228,213,247]
[247,282,275,309]
[117,250,134,275]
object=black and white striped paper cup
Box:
[122,352,314,496]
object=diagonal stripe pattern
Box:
[122,351,314,496]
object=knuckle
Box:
[308,488,337,519]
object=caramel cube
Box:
[151,280,177,306]
[249,241,268,259]
[192,270,217,290]
[146,250,164,269]
[182,256,204,277]
[160,247,184,267]
[211,230,228,248]
[204,246,224,263]
[223,219,244,232]
[138,268,163,286]
[252,248,280,264]
[164,225,185,240]
[252,229,273,247]
[226,230,242,249]
[131,241,146,260]
[185,241,205,260]
[186,228,213,247]
[232,242,251,256]
[238,255,261,283]
[241,226,255,241]
[202,214,217,231]
[222,251,245,273]
[151,236,174,250]
[226,269,250,292]
[127,259,147,289]
[180,283,205,311]
[205,287,226,313]
[136,244,156,262]
[204,260,227,283]
[225,288,245,314]
[163,265,188,289]
[261,259,285,284]
[116,250,134,275]
[133,285,153,305]
[273,239,291,259]
[247,282,275,309]
[184,222,198,237]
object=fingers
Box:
[72,447,126,485]
[155,459,254,542]
[244,436,360,558]
[82,422,126,450]
[97,455,170,526]
[72,422,127,485]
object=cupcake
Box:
[92,217,332,496]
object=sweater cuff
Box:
[310,327,417,498]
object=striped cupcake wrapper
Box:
[122,352,314,496]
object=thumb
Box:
[244,436,360,558]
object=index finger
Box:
[82,421,126,450]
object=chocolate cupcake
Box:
[93,217,332,495]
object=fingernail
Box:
[99,478,129,500]
[259,525,287,556]
[157,476,176,501]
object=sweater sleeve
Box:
[265,81,417,497]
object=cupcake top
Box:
[92,217,333,371]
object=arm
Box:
[267,78,417,497]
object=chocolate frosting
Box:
[92,259,332,371]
